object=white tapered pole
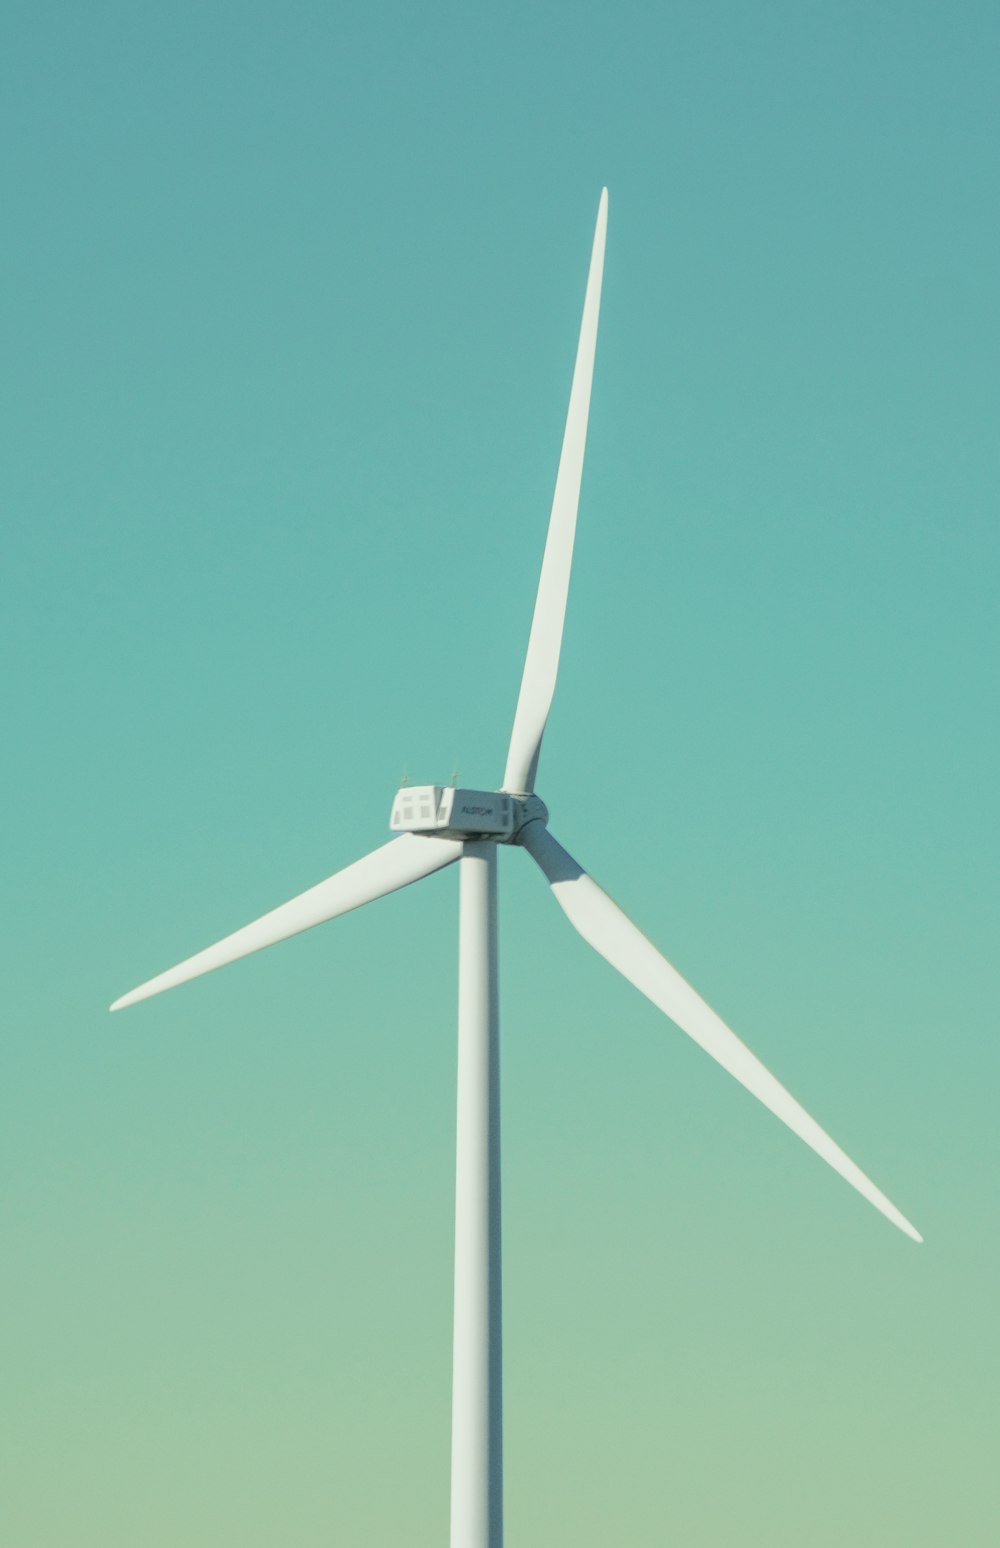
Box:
[451,841,503,1548]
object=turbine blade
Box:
[111,834,462,1012]
[520,823,922,1242]
[503,189,608,795]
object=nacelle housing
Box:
[390,786,515,840]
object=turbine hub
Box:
[510,792,548,838]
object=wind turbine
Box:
[111,188,921,1548]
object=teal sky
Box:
[2,2,998,1543]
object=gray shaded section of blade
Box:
[110,834,463,1011]
[519,822,921,1242]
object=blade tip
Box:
[110,988,143,1012]
[891,1209,923,1244]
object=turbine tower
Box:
[111,189,920,1548]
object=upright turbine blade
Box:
[503,189,608,795]
[520,823,922,1242]
[110,834,462,1011]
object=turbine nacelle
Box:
[389,785,548,842]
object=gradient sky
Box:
[2,3,998,1544]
